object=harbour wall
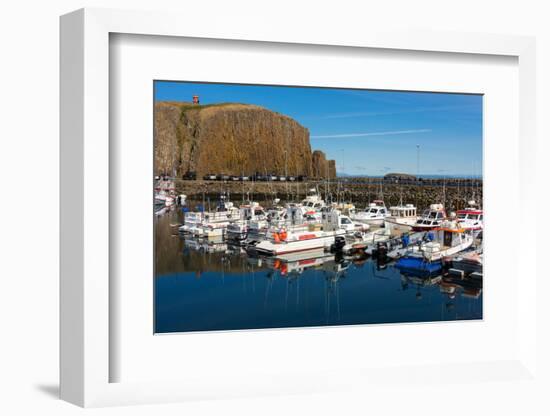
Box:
[175,178,483,212]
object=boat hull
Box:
[249,232,344,256]
[395,257,443,276]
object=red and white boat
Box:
[411,203,447,231]
[248,228,345,256]
[456,200,483,234]
[247,211,346,256]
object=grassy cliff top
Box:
[155,101,300,122]
[156,101,263,112]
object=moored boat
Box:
[456,200,483,235]
[247,211,346,256]
[411,203,447,231]
[395,225,474,275]
[350,200,389,226]
[384,203,418,235]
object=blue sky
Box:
[155,81,483,177]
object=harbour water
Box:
[155,207,482,334]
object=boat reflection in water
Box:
[155,210,482,333]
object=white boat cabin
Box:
[388,203,417,219]
[301,188,326,211]
[413,203,446,229]
[239,202,266,220]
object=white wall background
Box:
[0,1,548,414]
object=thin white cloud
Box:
[311,129,432,139]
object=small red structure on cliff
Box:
[192,95,200,104]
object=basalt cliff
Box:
[154,101,336,179]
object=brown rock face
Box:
[154,101,336,179]
[311,150,337,179]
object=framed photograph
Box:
[60,8,538,407]
[153,81,484,334]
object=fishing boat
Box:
[226,202,267,241]
[395,226,474,275]
[350,200,389,226]
[411,203,447,231]
[247,211,346,256]
[371,231,425,259]
[179,197,240,234]
[321,208,369,234]
[301,188,326,211]
[343,228,390,255]
[456,200,483,235]
[247,228,345,256]
[384,203,418,235]
[300,188,326,221]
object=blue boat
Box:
[395,256,443,276]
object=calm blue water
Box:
[155,210,482,333]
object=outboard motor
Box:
[374,241,388,260]
[330,236,346,253]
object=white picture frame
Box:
[60,8,538,407]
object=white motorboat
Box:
[247,211,346,256]
[411,203,447,231]
[456,200,483,235]
[301,188,326,221]
[333,213,370,234]
[249,228,345,256]
[248,205,288,234]
[179,200,240,234]
[401,225,474,262]
[384,203,418,235]
[226,202,267,240]
[343,228,391,254]
[350,200,389,226]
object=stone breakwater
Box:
[175,178,483,212]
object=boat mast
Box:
[416,144,420,209]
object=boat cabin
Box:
[363,200,387,215]
[416,204,446,224]
[428,227,469,249]
[301,188,325,210]
[239,203,266,220]
[389,203,417,218]
[457,209,483,222]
